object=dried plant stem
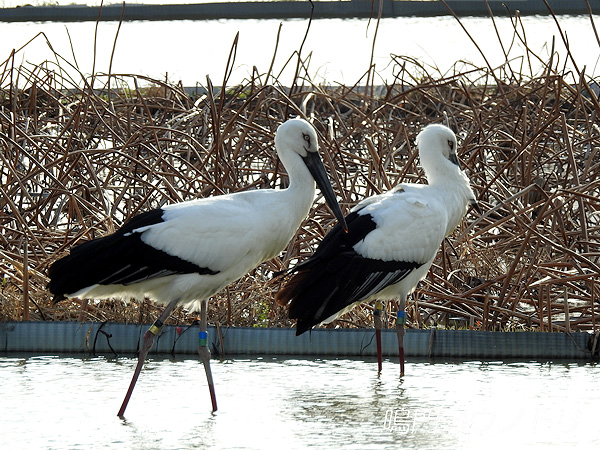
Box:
[1,10,599,332]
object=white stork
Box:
[48,117,347,416]
[276,123,479,374]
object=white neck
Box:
[424,160,475,234]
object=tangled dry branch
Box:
[1,12,599,333]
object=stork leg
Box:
[117,299,179,417]
[374,301,384,374]
[198,300,218,412]
[396,297,406,377]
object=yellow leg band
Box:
[149,324,161,335]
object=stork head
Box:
[416,123,461,171]
[275,117,319,158]
[416,123,481,213]
[275,118,348,232]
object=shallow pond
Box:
[1,355,598,449]
[2,14,600,87]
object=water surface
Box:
[2,14,599,87]
[1,355,598,449]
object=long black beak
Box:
[302,151,348,232]
[449,153,460,167]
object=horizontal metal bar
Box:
[0,1,597,23]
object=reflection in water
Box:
[0,355,598,449]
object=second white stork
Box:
[48,117,347,416]
[275,123,479,374]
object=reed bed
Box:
[1,11,599,333]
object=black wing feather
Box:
[277,209,422,335]
[288,210,377,273]
[48,208,218,302]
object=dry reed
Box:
[1,9,599,333]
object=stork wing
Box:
[288,251,422,335]
[48,208,218,302]
[276,209,422,335]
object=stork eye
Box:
[302,133,311,146]
[448,140,454,151]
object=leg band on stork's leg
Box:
[199,330,208,347]
[149,319,164,336]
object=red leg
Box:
[117,300,178,417]
[374,301,383,374]
[396,309,406,377]
[198,300,217,412]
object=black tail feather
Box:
[280,251,422,335]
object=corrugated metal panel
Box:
[0,322,592,359]
[429,329,591,359]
